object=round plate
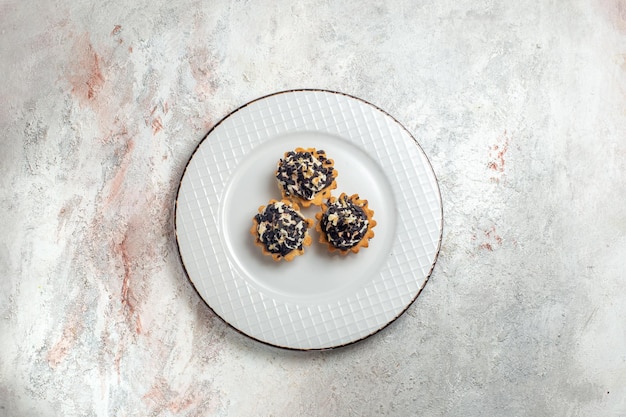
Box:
[175,90,442,350]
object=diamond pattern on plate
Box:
[176,90,442,350]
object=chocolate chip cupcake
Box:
[275,148,338,208]
[251,199,314,262]
[316,193,376,255]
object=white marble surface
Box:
[1,0,625,416]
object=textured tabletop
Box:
[1,1,625,416]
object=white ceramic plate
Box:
[175,90,442,350]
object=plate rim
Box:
[174,88,444,351]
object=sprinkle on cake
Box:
[275,148,338,207]
[316,193,376,255]
[251,199,313,261]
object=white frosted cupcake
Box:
[316,193,376,255]
[275,147,338,208]
[251,199,314,261]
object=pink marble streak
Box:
[487,130,510,182]
[65,31,136,143]
[142,377,218,415]
[67,34,106,107]
[599,0,626,33]
[46,302,86,368]
[46,24,216,398]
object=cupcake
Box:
[251,199,314,261]
[275,148,338,207]
[316,193,376,255]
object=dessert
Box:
[316,193,376,255]
[251,199,314,261]
[275,148,338,207]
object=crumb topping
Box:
[276,149,334,200]
[255,201,308,257]
[320,194,369,249]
